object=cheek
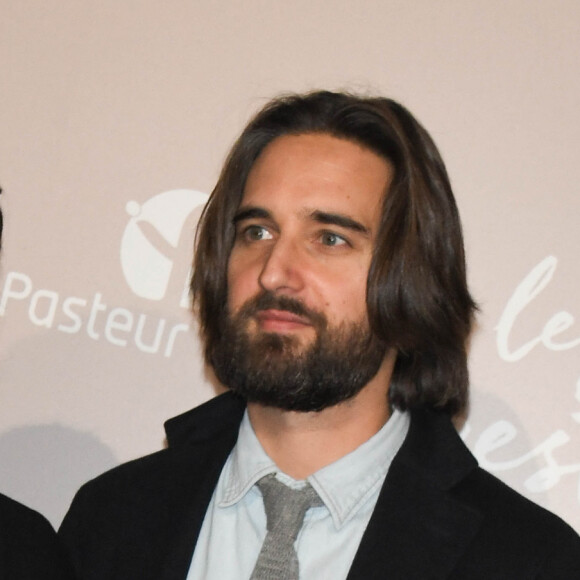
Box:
[340,284,368,316]
[322,269,370,324]
[227,256,258,312]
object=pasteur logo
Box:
[120,189,209,302]
[0,189,208,357]
[0,188,209,357]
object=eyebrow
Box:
[233,206,370,236]
[310,210,370,236]
[233,206,271,224]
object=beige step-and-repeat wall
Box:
[1,1,579,532]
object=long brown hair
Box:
[192,91,477,416]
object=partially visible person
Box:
[0,493,74,579]
[0,192,74,579]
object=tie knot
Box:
[257,474,322,536]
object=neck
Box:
[247,349,396,479]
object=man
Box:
[59,91,580,579]
[0,198,74,579]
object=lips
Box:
[255,309,312,332]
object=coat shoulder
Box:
[400,408,580,578]
[58,392,244,580]
[459,465,579,541]
[63,391,245,507]
[453,460,580,577]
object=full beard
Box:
[209,292,387,412]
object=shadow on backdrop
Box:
[0,424,117,527]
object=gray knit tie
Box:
[250,473,323,580]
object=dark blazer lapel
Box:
[347,408,484,580]
[156,393,246,580]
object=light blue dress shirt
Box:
[187,408,409,579]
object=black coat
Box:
[0,493,73,579]
[59,393,580,579]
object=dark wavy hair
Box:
[191,91,477,416]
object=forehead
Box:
[241,133,392,223]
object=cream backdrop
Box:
[0,1,579,533]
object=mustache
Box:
[236,292,327,327]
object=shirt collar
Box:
[218,407,410,529]
[309,409,409,528]
[219,411,277,507]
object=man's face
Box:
[211,133,393,411]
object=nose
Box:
[258,238,304,294]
